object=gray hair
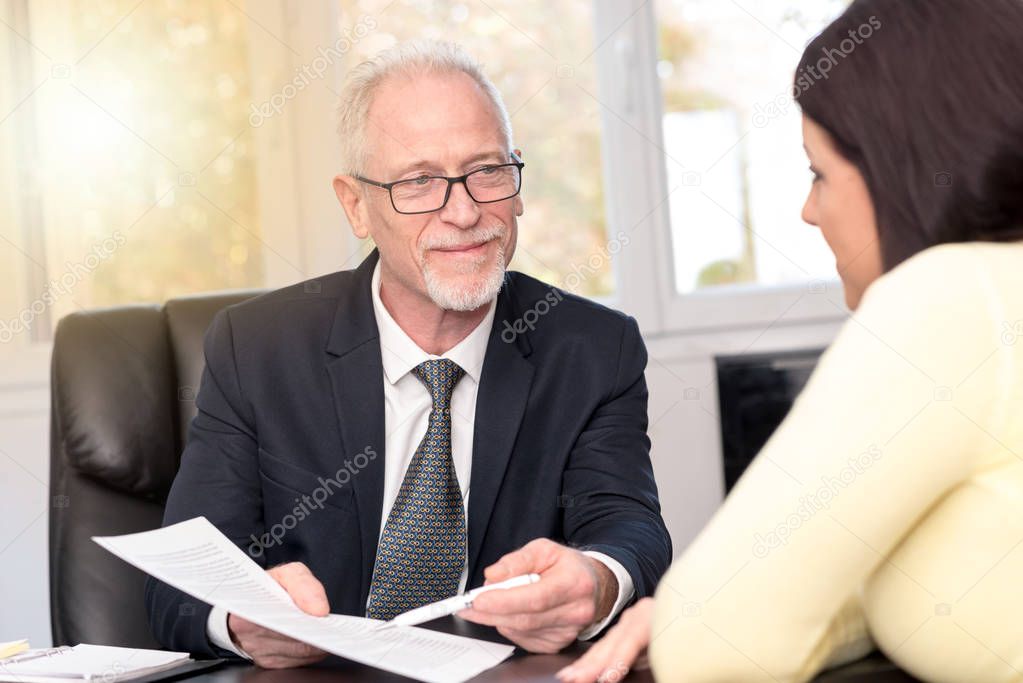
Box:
[335,39,514,176]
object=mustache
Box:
[419,222,507,251]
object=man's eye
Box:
[411,175,431,186]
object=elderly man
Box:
[146,39,670,668]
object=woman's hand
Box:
[556,597,654,683]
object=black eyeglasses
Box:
[355,152,524,215]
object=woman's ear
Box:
[333,174,370,239]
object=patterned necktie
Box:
[366,359,466,620]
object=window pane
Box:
[339,0,613,297]
[655,0,849,293]
[5,0,266,343]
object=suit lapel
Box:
[325,250,386,608]
[467,277,535,579]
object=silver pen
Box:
[1,646,73,666]
[375,573,541,630]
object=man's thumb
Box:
[270,562,330,616]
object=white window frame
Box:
[592,0,848,337]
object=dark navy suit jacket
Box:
[145,250,671,656]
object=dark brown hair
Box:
[795,0,1023,272]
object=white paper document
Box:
[0,644,189,683]
[93,517,514,683]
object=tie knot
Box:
[412,359,465,410]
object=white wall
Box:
[0,346,52,646]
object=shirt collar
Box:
[371,260,496,386]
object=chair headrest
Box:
[52,305,179,498]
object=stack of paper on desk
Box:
[92,517,514,683]
[0,644,189,682]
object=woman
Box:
[558,0,1023,681]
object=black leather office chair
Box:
[49,289,263,648]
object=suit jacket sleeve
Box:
[560,315,672,600]
[144,308,264,657]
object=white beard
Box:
[419,224,508,311]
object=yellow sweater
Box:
[651,242,1023,683]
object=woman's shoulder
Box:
[845,241,1023,398]
[889,240,1022,278]
[861,241,1023,312]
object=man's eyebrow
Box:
[389,151,508,178]
[461,151,508,167]
[389,159,434,177]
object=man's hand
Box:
[458,538,618,653]
[226,562,330,669]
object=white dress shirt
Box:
[208,262,633,656]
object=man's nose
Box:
[438,180,481,227]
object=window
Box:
[1,0,270,348]
[338,0,615,298]
[2,0,856,350]
[655,0,848,294]
[582,0,853,333]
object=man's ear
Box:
[512,148,524,216]
[333,174,370,239]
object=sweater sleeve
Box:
[649,246,1009,682]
